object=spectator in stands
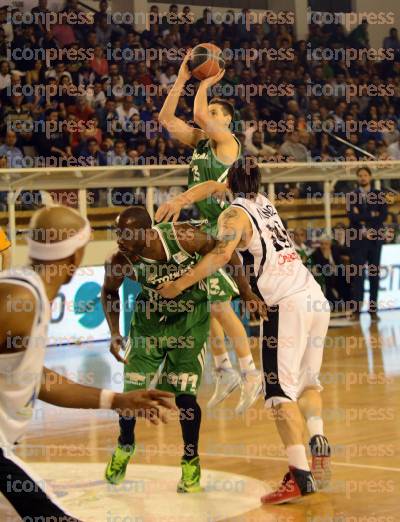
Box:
[387,134,400,160]
[279,130,310,162]
[245,131,276,159]
[348,18,369,49]
[89,45,109,78]
[159,65,178,93]
[106,139,130,165]
[116,96,139,130]
[0,60,11,91]
[80,138,107,166]
[347,167,388,320]
[309,234,350,311]
[1,94,33,144]
[68,96,94,123]
[383,28,400,51]
[0,130,25,168]
[0,226,11,270]
[292,227,313,263]
[34,109,72,162]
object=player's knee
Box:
[210,300,232,316]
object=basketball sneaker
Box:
[261,466,316,505]
[235,370,263,414]
[207,367,241,408]
[309,434,331,489]
[177,456,202,493]
[105,443,135,485]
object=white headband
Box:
[27,220,92,261]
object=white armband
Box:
[99,389,115,410]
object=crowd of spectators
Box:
[1,1,400,208]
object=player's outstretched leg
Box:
[210,302,262,413]
[261,402,317,505]
[105,415,136,485]
[298,388,331,489]
[176,394,202,493]
[207,316,241,408]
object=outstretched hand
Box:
[155,200,183,223]
[241,291,268,321]
[199,68,225,89]
[114,389,177,425]
[177,49,192,82]
[157,280,184,299]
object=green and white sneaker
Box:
[177,456,202,493]
[105,443,135,485]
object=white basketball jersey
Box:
[232,194,318,305]
[0,268,50,448]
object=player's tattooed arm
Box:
[157,209,245,298]
[102,251,135,364]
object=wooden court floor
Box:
[13,311,400,521]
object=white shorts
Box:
[259,284,330,408]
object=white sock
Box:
[286,445,310,471]
[214,353,233,370]
[307,416,324,438]
[238,354,256,373]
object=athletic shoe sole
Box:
[206,378,241,408]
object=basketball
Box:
[189,43,225,81]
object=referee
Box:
[0,227,11,270]
[347,167,388,321]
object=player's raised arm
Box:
[158,49,206,148]
[39,368,176,424]
[101,252,130,364]
[193,71,233,143]
[155,180,230,223]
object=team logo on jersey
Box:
[257,204,275,220]
[172,252,189,264]
[125,372,146,384]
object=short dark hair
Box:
[357,166,372,176]
[227,156,260,199]
[209,98,234,120]
[118,206,152,230]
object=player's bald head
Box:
[29,205,87,243]
[115,206,152,254]
[116,206,152,231]
[27,205,91,284]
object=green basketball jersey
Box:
[188,136,241,236]
[127,222,208,318]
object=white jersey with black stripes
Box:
[0,268,50,449]
[231,194,318,305]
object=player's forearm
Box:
[175,181,224,207]
[101,287,121,336]
[40,368,103,408]
[193,82,209,125]
[177,250,231,292]
[40,367,125,410]
[226,250,254,299]
[159,77,187,124]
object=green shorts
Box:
[124,301,209,396]
[207,269,239,303]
